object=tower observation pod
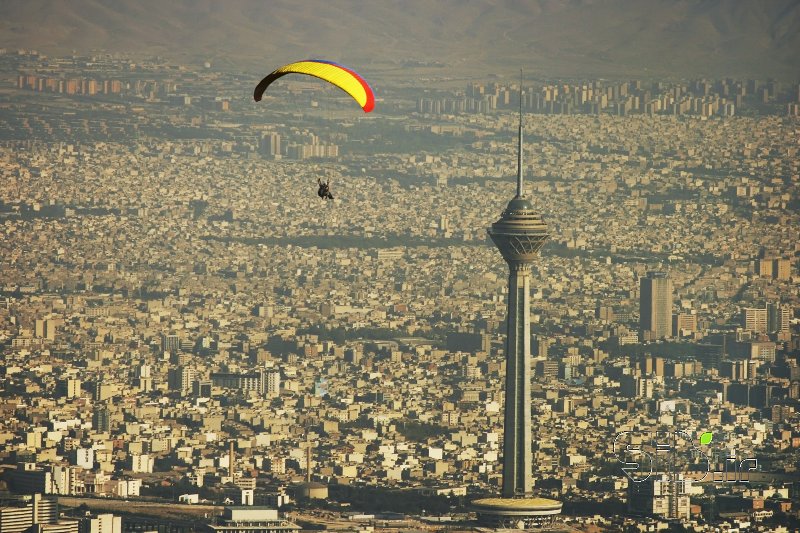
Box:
[473,74,561,530]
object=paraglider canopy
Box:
[254,59,374,113]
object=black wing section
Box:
[254,72,289,102]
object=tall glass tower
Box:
[487,94,549,499]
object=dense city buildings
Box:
[0,50,798,532]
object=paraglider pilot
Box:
[317,178,334,200]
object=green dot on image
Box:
[700,432,713,445]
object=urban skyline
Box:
[0,2,799,532]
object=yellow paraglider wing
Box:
[254,59,374,113]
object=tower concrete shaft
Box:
[502,263,533,497]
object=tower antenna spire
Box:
[516,69,524,198]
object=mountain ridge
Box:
[1,0,798,80]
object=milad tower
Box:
[472,85,562,529]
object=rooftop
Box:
[472,496,563,512]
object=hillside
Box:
[1,0,798,80]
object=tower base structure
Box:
[472,497,562,529]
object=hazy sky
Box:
[1,0,798,80]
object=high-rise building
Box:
[742,307,768,334]
[35,319,57,340]
[264,370,281,396]
[168,366,196,394]
[129,454,154,473]
[758,257,791,280]
[767,303,791,333]
[639,356,665,377]
[628,474,692,519]
[161,333,180,354]
[746,340,776,363]
[672,313,697,337]
[211,370,269,394]
[532,335,549,359]
[0,494,72,533]
[640,272,673,340]
[473,92,561,529]
[8,464,50,495]
[720,360,749,381]
[775,258,791,280]
[193,379,213,397]
[93,382,118,402]
[596,305,615,322]
[56,378,81,399]
[92,406,111,432]
[535,360,558,380]
[621,375,654,398]
[261,132,281,158]
[756,258,774,277]
[132,364,153,392]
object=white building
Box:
[85,514,122,533]
[179,494,200,504]
[104,478,141,498]
[265,371,281,396]
[130,454,154,473]
[73,448,94,469]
